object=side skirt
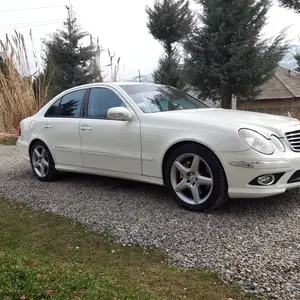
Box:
[55,164,165,186]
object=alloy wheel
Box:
[31,145,49,178]
[170,153,214,205]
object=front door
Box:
[40,88,88,167]
[79,87,142,174]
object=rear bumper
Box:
[16,140,29,161]
[218,149,300,199]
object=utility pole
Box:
[96,37,101,71]
[138,70,142,82]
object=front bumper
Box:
[218,148,300,199]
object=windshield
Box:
[119,84,209,113]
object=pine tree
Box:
[43,8,102,99]
[146,0,193,88]
[278,0,300,13]
[184,0,288,108]
[154,54,185,89]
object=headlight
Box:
[270,135,285,152]
[239,129,274,155]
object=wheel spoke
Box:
[40,163,46,176]
[175,180,188,192]
[197,175,213,186]
[190,155,200,172]
[174,161,188,176]
[190,185,201,204]
[42,159,49,168]
[41,148,47,159]
[33,161,39,168]
[34,148,41,158]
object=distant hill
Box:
[128,74,154,83]
[128,45,300,83]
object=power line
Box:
[0,19,65,28]
[0,5,65,13]
[0,21,65,31]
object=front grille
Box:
[285,130,300,152]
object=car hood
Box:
[156,108,300,137]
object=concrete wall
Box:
[237,98,300,119]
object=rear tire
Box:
[30,141,57,181]
[164,143,228,212]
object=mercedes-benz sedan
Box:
[17,82,300,211]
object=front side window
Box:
[45,89,86,117]
[87,88,125,118]
[119,84,209,113]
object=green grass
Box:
[0,138,17,145]
[0,199,265,300]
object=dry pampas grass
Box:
[0,30,50,134]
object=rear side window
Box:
[45,89,86,117]
[87,88,125,119]
[45,98,61,116]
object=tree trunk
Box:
[165,42,173,59]
[221,91,232,109]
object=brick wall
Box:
[237,98,300,119]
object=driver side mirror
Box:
[107,107,133,121]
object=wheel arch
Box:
[28,138,53,160]
[161,140,228,185]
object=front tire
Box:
[30,141,57,181]
[164,143,228,212]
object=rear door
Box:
[39,88,88,167]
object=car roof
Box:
[68,81,159,90]
[42,82,163,109]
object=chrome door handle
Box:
[44,124,52,129]
[80,125,92,131]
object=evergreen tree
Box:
[146,0,193,58]
[43,9,102,99]
[154,54,185,89]
[278,0,300,13]
[146,0,193,88]
[184,0,288,108]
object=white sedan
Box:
[17,82,300,211]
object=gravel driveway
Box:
[0,145,299,300]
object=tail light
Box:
[18,124,21,136]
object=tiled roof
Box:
[256,66,300,100]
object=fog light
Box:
[257,175,275,186]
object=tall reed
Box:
[0,31,50,134]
